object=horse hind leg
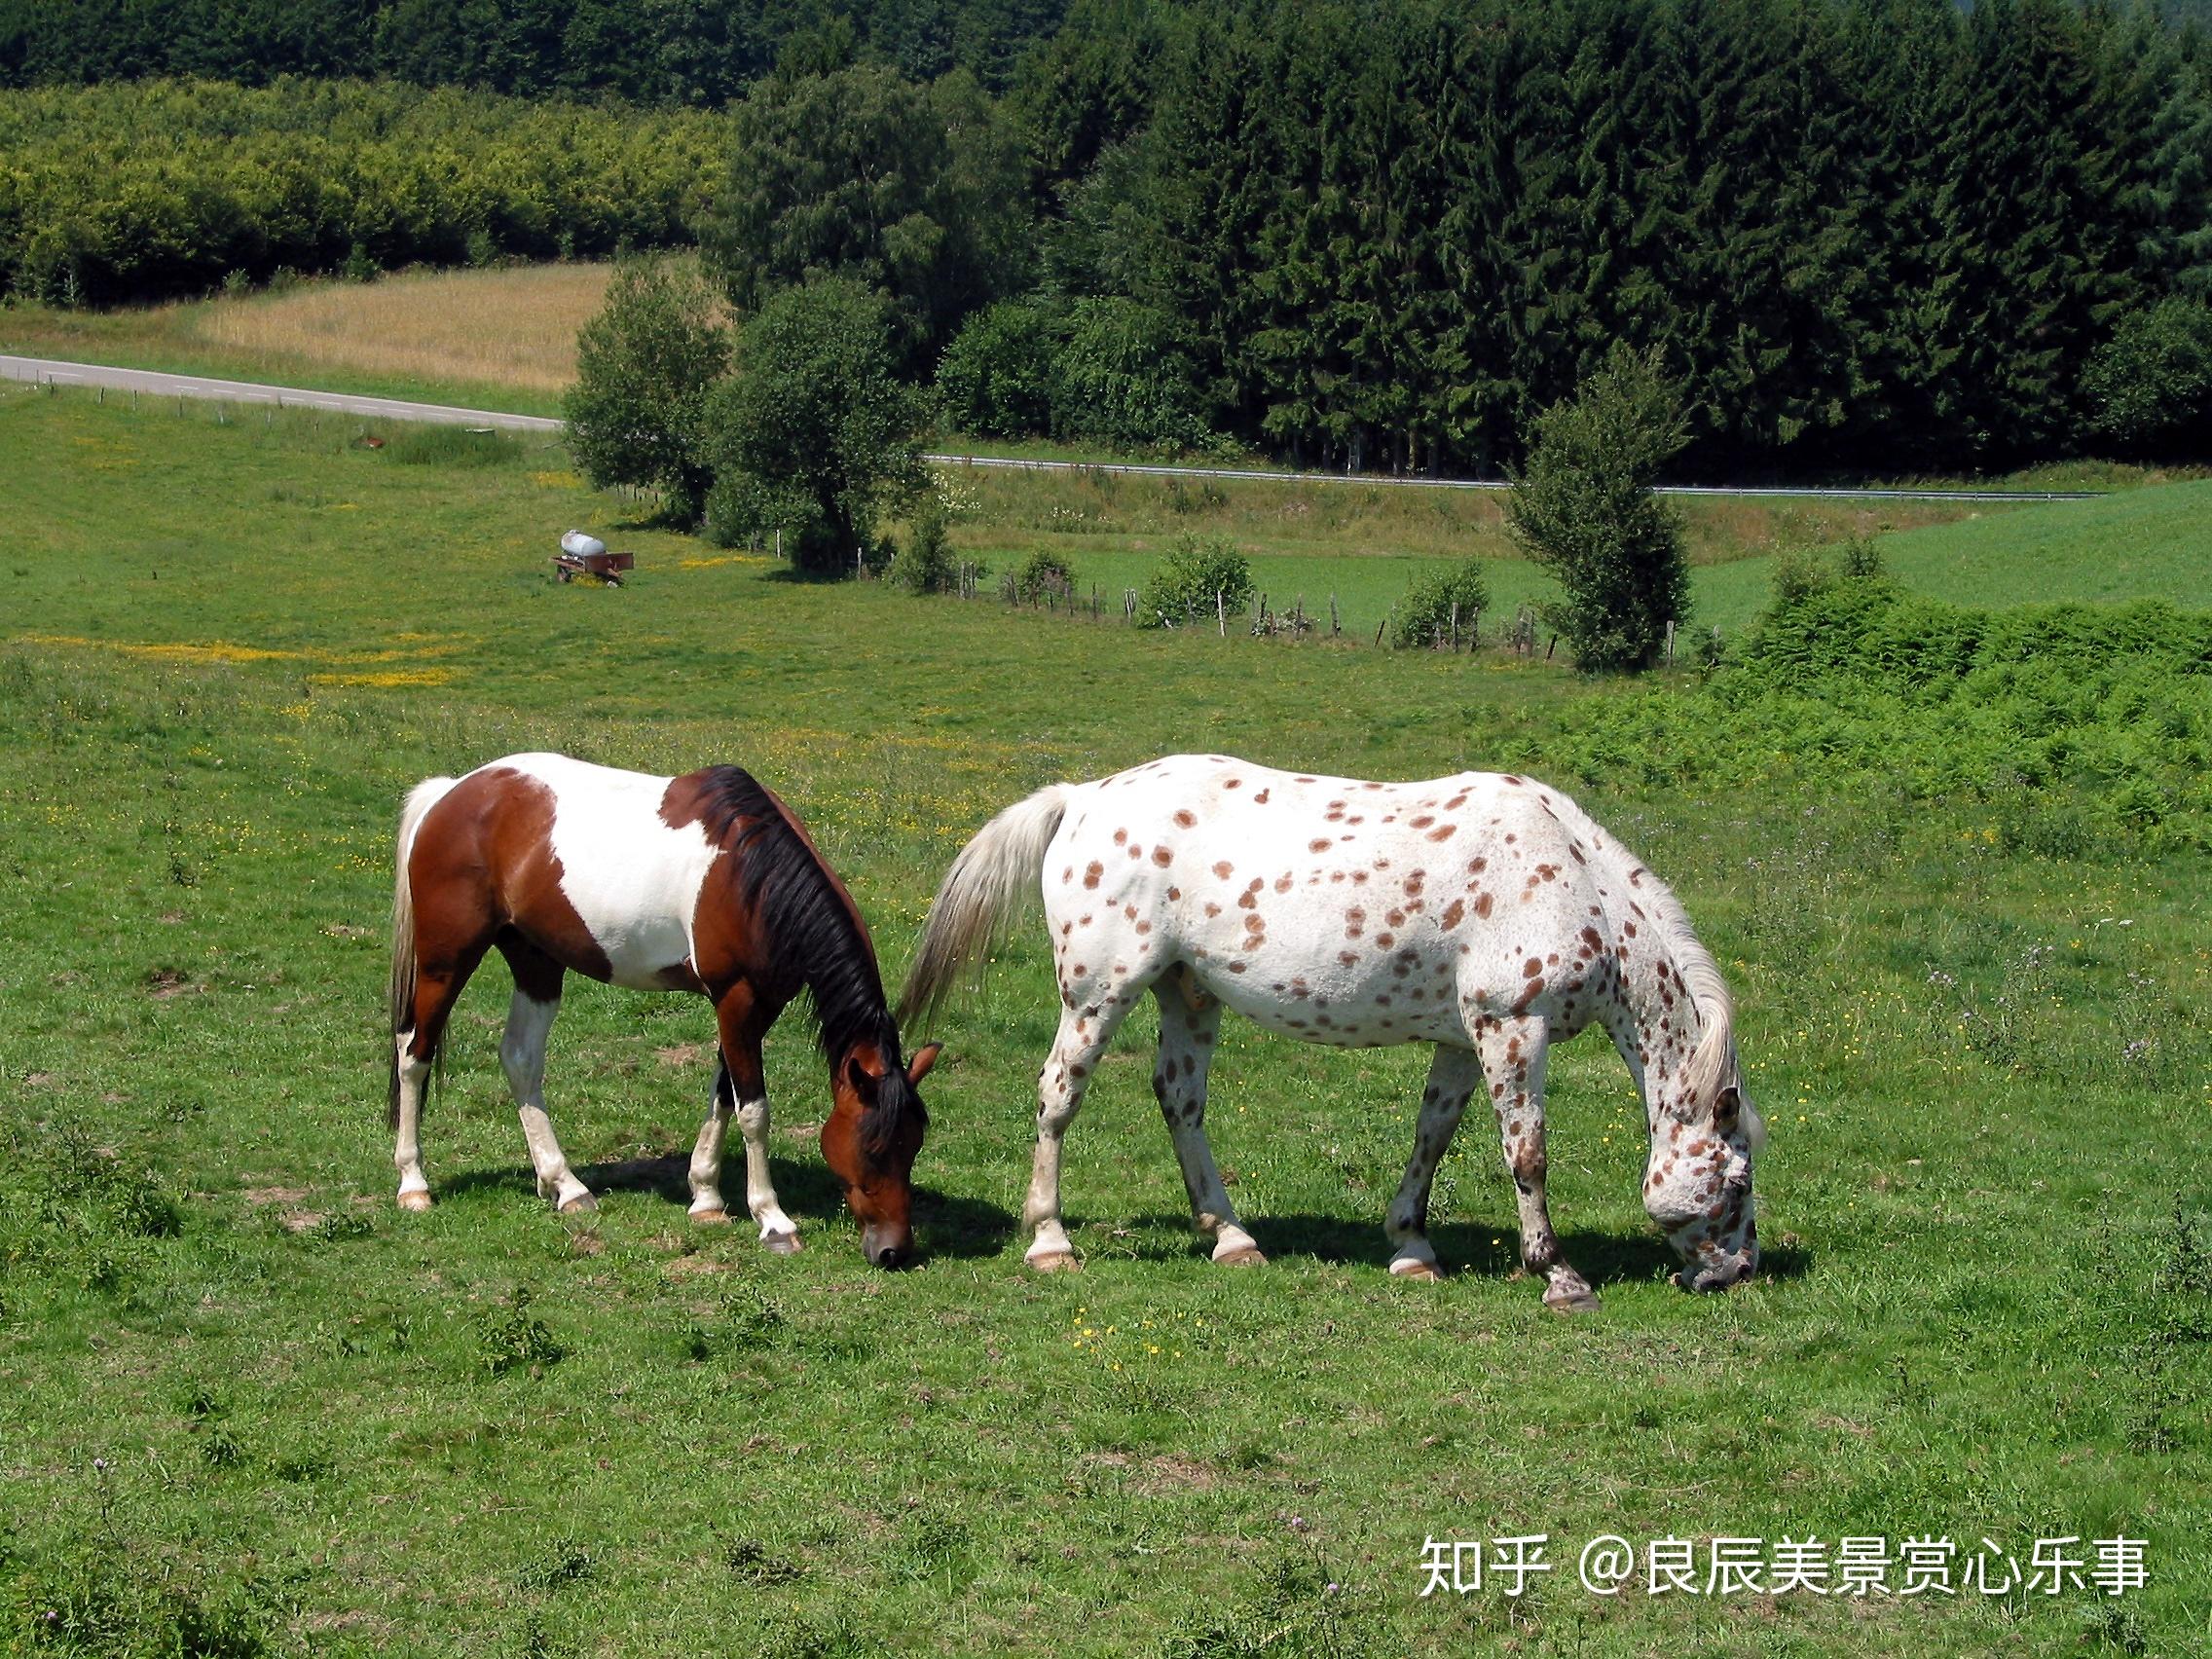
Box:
[1023,977,1145,1272]
[392,929,490,1212]
[1383,1045,1481,1281]
[498,941,593,1214]
[1150,975,1262,1266]
[1474,1014,1599,1313]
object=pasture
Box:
[0,385,2206,1657]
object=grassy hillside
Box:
[1875,480,2212,608]
[1,384,2206,1655]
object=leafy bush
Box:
[1526,582,2212,854]
[1768,548,1834,608]
[1387,561,1490,648]
[887,495,957,593]
[565,255,731,526]
[1051,297,1213,453]
[2083,298,2212,456]
[1014,548,1078,604]
[1508,345,1690,672]
[1137,535,1252,628]
[938,299,1064,438]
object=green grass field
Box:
[1,385,2206,1657]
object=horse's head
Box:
[1642,1051,1762,1292]
[822,1040,940,1268]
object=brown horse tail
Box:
[387,775,458,1126]
[900,782,1070,1029]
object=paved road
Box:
[5,353,2108,502]
[2,353,564,433]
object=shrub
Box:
[1014,549,1078,604]
[1768,548,1834,608]
[1137,535,1252,628]
[700,276,932,576]
[888,495,956,593]
[938,299,1064,438]
[1051,297,1213,453]
[2083,298,2212,455]
[1387,561,1490,648]
[1507,344,1690,672]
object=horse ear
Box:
[843,1052,881,1100]
[906,1043,942,1085]
[1714,1083,1743,1130]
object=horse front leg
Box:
[1475,1014,1598,1313]
[1382,1044,1481,1280]
[1151,975,1262,1266]
[702,988,798,1252]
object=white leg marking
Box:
[1477,1015,1597,1311]
[734,1096,799,1250]
[393,1033,431,1209]
[501,991,593,1212]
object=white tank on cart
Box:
[560,531,607,558]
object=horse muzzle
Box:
[864,1224,915,1271]
[1673,1245,1757,1293]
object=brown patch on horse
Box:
[411,767,615,985]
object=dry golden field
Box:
[188,262,613,394]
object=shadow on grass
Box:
[434,1150,1023,1260]
[1115,1210,1812,1288]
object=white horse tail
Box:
[901,782,1071,1028]
[387,775,458,1124]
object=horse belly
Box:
[1194,931,1467,1050]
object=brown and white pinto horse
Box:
[387,753,938,1266]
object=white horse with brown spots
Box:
[902,755,1762,1309]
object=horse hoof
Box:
[558,1193,598,1215]
[689,1207,730,1226]
[761,1233,802,1255]
[1544,1286,1602,1314]
[1390,1259,1444,1282]
[396,1190,432,1213]
[1215,1246,1269,1268]
[1027,1251,1080,1273]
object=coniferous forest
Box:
[4,0,2208,473]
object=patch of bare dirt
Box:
[146,968,198,999]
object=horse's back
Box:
[1045,756,1619,1046]
[414,753,718,988]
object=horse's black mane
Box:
[691,766,923,1154]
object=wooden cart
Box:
[553,547,634,585]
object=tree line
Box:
[7,0,2209,471]
[698,0,2212,471]
[0,0,1072,103]
[993,0,2209,472]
